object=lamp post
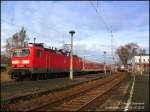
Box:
[111,31,115,73]
[69,30,75,80]
[104,51,106,74]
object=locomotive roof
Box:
[11,43,80,57]
[29,43,71,56]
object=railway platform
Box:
[98,72,149,111]
[125,72,149,111]
[1,72,124,111]
[1,72,110,104]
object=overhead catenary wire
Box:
[1,19,66,47]
[2,2,114,63]
[4,3,67,38]
[89,0,114,49]
[97,1,113,31]
[2,19,101,59]
[89,1,111,33]
[3,19,66,38]
[97,0,99,9]
[89,1,115,68]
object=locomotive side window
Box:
[36,50,42,57]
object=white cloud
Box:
[1,1,149,63]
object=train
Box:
[10,43,110,80]
[117,65,126,72]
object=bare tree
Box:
[5,27,27,57]
[116,46,129,65]
[5,38,13,57]
[62,44,71,52]
[18,27,26,47]
[116,43,141,65]
[125,43,139,60]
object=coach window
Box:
[37,50,42,57]
[139,59,141,62]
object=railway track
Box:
[27,73,127,111]
[1,73,109,105]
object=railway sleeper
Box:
[28,74,126,111]
[56,76,125,111]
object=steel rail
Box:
[28,73,126,111]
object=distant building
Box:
[132,54,149,71]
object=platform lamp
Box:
[69,30,75,80]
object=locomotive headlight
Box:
[22,60,30,64]
[12,60,19,64]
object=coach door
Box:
[46,55,50,73]
[48,56,50,73]
[46,56,48,73]
[36,49,43,73]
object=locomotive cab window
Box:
[12,50,20,56]
[22,49,30,56]
[12,49,30,57]
[36,50,42,57]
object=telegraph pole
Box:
[104,51,106,74]
[69,30,75,80]
[111,31,115,73]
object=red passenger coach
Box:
[82,60,104,72]
[10,43,109,81]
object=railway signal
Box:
[69,30,75,80]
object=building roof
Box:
[134,54,149,56]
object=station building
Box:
[132,54,149,71]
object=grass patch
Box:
[1,72,13,83]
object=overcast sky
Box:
[1,1,149,64]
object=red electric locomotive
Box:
[10,43,109,80]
